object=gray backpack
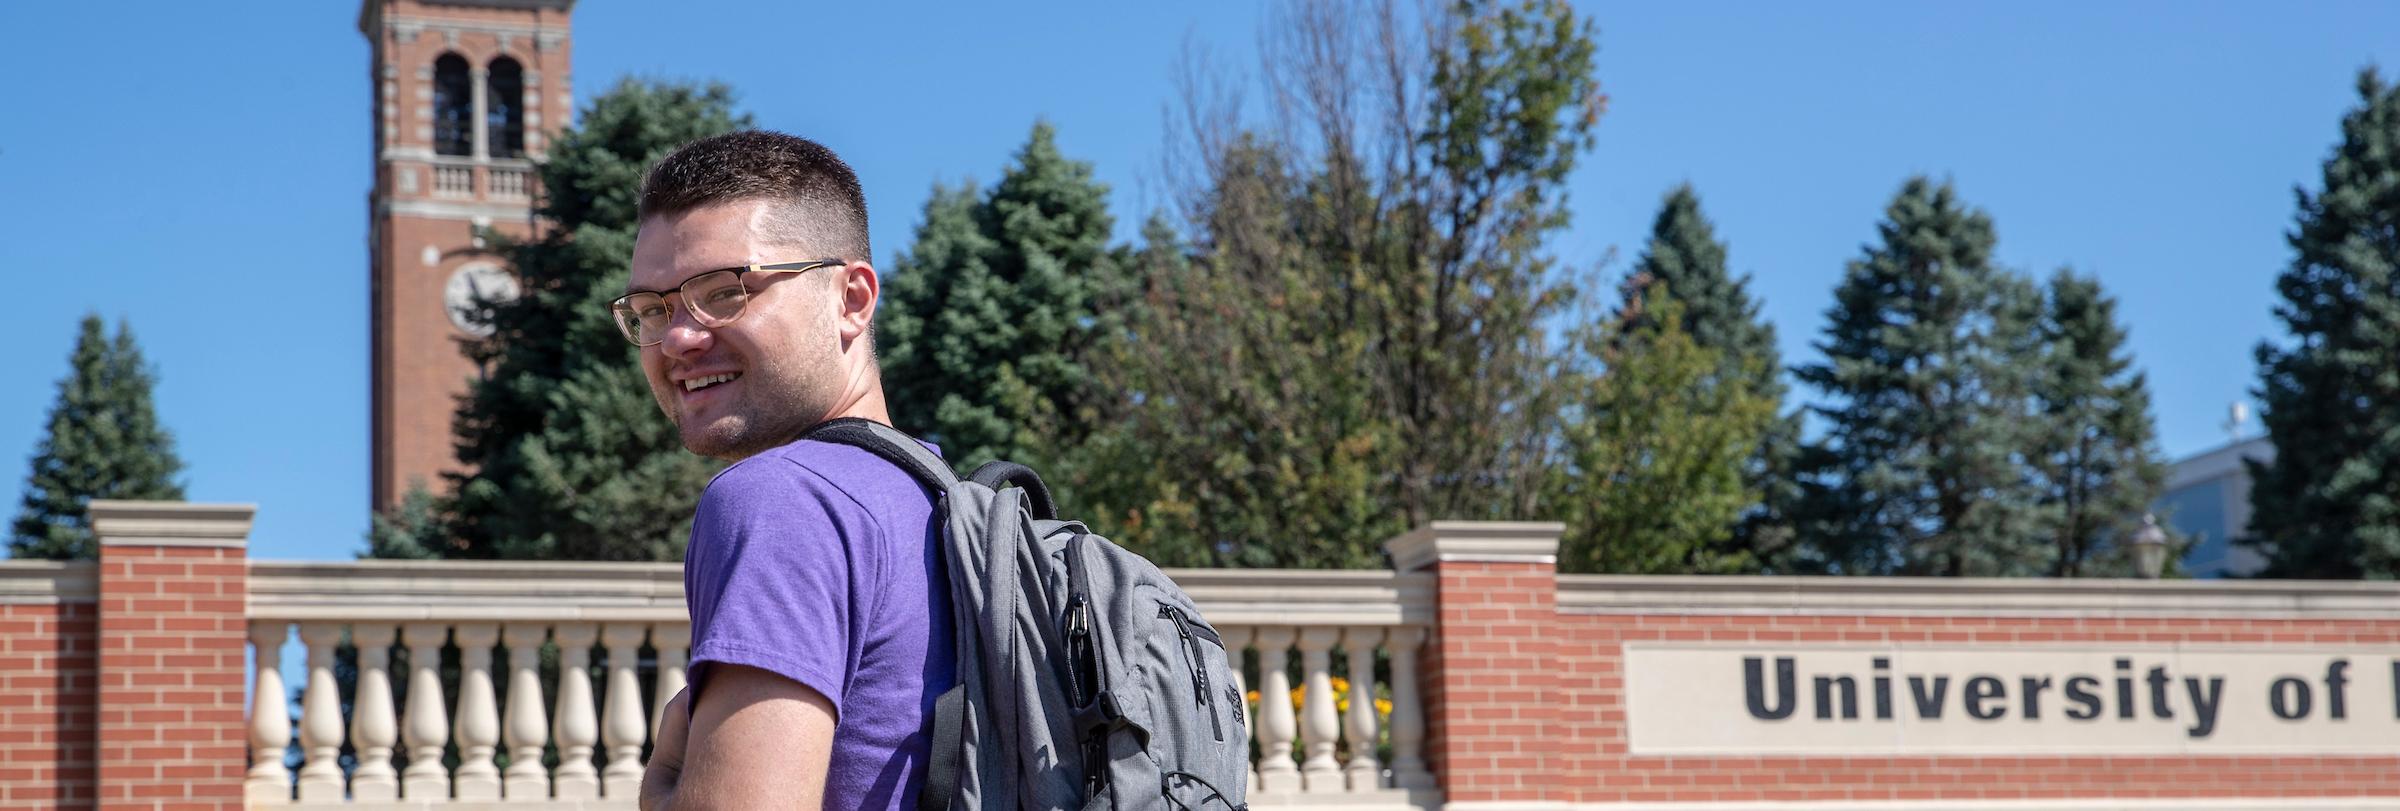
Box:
[807,419,1250,811]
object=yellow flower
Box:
[1242,676,1392,719]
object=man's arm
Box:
[638,664,838,810]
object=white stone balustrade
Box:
[246,561,685,807]
[1182,569,1441,805]
[488,164,532,200]
[431,163,474,197]
[241,561,1437,808]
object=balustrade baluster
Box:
[244,622,291,802]
[452,622,503,800]
[552,623,601,798]
[350,623,400,800]
[1254,627,1300,793]
[652,623,690,737]
[1297,627,1343,792]
[502,622,552,798]
[1386,626,1434,790]
[295,623,346,800]
[601,624,649,798]
[1222,626,1259,793]
[1343,627,1385,791]
[400,623,451,799]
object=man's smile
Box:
[671,370,743,414]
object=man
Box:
[627,130,953,809]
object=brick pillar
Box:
[0,560,98,808]
[1385,520,1564,806]
[91,501,254,810]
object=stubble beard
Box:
[676,346,846,462]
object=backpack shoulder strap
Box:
[802,417,958,492]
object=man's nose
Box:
[658,305,714,357]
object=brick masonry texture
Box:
[0,600,97,809]
[94,545,246,811]
[1419,559,2400,805]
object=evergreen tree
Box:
[2248,70,2400,578]
[1084,0,1605,568]
[1627,186,1780,388]
[370,79,749,561]
[1794,178,2047,575]
[881,122,1128,475]
[1623,184,1797,564]
[1550,279,1778,574]
[2031,269,2169,577]
[12,315,186,560]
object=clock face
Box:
[444,264,521,337]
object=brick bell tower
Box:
[362,0,575,511]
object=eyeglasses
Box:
[607,258,845,347]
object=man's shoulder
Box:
[701,438,938,513]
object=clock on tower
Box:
[362,0,577,512]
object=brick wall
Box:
[1395,524,2400,809]
[1425,562,1563,802]
[0,502,259,811]
[1552,613,2400,805]
[8,512,2400,806]
[94,541,248,810]
[0,568,98,809]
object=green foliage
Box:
[369,78,749,561]
[1626,186,1781,392]
[2248,70,2400,578]
[881,122,1130,476]
[1550,283,1778,574]
[12,315,186,560]
[2030,269,2170,577]
[1622,185,1797,565]
[1794,178,2048,575]
[365,485,443,560]
[1080,0,1605,568]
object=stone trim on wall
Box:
[88,500,254,548]
[1559,574,2400,619]
[0,561,96,605]
[1386,520,1565,572]
[1449,800,2400,811]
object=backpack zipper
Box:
[1064,534,1107,798]
[1158,605,1224,742]
[1066,594,1094,707]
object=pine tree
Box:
[12,315,186,560]
[2248,70,2400,579]
[1550,279,1778,574]
[1795,178,2047,576]
[370,79,750,561]
[1627,186,1780,388]
[1624,185,1797,565]
[881,122,1127,475]
[2031,269,2169,576]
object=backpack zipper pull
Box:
[1160,605,1224,741]
[1067,595,1094,706]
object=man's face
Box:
[629,199,844,460]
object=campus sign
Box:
[1624,644,2400,754]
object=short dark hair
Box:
[638,130,870,261]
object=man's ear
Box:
[837,262,879,345]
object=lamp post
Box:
[2132,514,2169,579]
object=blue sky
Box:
[2,1,2395,563]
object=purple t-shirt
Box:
[683,437,955,809]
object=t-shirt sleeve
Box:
[683,458,881,716]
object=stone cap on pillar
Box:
[89,500,257,549]
[1382,520,1564,573]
